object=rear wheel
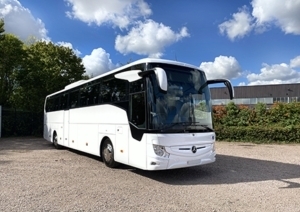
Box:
[53,132,62,149]
[101,138,118,168]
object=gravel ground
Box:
[0,137,300,212]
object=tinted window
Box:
[46,95,60,112]
[60,93,68,110]
[46,97,54,112]
[69,90,79,108]
[80,83,100,106]
[130,92,145,128]
[130,79,144,93]
[54,96,60,111]
[100,77,128,103]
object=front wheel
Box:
[101,138,119,168]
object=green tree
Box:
[0,34,25,107]
[0,19,4,39]
[12,41,86,112]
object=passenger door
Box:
[128,92,147,169]
[63,110,69,146]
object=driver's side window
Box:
[129,79,146,128]
[130,93,145,128]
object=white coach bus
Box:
[44,58,234,170]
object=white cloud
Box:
[82,48,116,77]
[246,59,300,85]
[290,56,300,68]
[115,19,190,58]
[219,0,300,40]
[252,0,300,35]
[64,1,190,58]
[199,56,242,80]
[57,41,81,56]
[0,0,49,41]
[219,6,254,41]
[65,0,151,29]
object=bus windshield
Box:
[147,63,213,132]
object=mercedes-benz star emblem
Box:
[191,146,197,153]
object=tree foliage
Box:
[0,34,25,107]
[0,20,88,136]
[0,19,4,39]
[12,41,86,112]
[0,19,87,112]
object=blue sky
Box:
[1,0,300,86]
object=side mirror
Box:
[207,79,234,99]
[138,68,167,92]
[154,68,168,92]
[115,68,168,92]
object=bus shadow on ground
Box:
[130,155,300,188]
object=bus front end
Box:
[143,63,218,170]
[146,132,216,170]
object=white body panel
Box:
[44,104,215,170]
[44,105,129,157]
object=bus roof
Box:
[47,58,201,97]
[91,57,200,81]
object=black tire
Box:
[101,138,119,168]
[53,132,62,149]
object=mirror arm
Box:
[207,79,234,100]
[138,69,155,78]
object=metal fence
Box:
[0,106,43,137]
[0,106,1,137]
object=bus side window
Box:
[69,90,79,108]
[46,96,60,112]
[46,97,54,112]
[101,83,110,103]
[80,86,89,106]
[100,77,113,103]
[60,93,68,110]
[130,79,144,93]
[88,83,100,105]
[54,96,60,111]
[100,77,129,104]
[111,78,128,102]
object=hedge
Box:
[214,125,300,143]
[213,102,300,143]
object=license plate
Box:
[187,159,201,165]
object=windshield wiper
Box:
[160,122,191,132]
[196,124,213,132]
[181,123,213,132]
[161,122,213,132]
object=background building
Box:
[210,83,300,106]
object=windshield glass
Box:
[146,63,213,132]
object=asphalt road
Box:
[0,137,300,212]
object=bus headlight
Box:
[153,145,170,158]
